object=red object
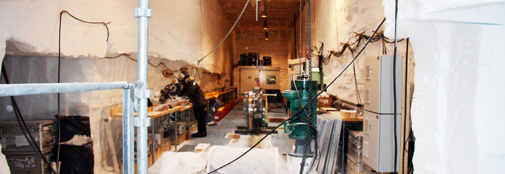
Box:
[306,46,310,60]
[213,100,237,122]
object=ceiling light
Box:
[265,32,269,41]
[263,19,268,30]
[260,4,267,18]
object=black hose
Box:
[402,38,410,173]
[2,64,57,174]
[393,0,399,171]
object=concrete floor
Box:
[177,102,295,155]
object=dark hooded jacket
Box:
[179,75,207,108]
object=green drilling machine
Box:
[282,78,318,156]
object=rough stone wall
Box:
[311,1,415,173]
[198,0,234,92]
[311,0,415,103]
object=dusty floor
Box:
[177,102,295,155]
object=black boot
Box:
[192,132,207,138]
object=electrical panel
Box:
[362,55,402,172]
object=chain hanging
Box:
[300,0,314,173]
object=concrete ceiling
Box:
[218,0,302,31]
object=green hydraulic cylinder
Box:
[282,80,318,141]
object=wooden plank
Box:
[268,117,288,122]
[327,111,363,122]
[110,101,192,118]
[104,120,120,172]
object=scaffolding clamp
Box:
[134,117,151,127]
[135,8,152,18]
[137,89,151,99]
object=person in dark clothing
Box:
[178,73,208,138]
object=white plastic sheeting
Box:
[148,146,292,174]
[0,144,10,174]
[207,146,292,174]
[382,0,505,173]
[148,151,207,174]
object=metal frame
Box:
[0,0,153,173]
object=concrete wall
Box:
[0,0,233,173]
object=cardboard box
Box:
[166,122,187,135]
[318,97,333,107]
[170,131,187,145]
[340,110,357,118]
[194,143,210,153]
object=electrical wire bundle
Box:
[319,32,405,65]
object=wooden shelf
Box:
[110,101,192,118]
[205,88,236,100]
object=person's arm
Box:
[179,85,187,97]
[179,82,196,98]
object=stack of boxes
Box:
[347,131,370,174]
[0,120,55,174]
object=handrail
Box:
[0,81,141,97]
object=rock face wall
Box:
[0,0,233,173]
[312,0,415,173]
[313,0,414,103]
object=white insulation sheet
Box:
[148,146,292,174]
[207,146,292,174]
[0,144,10,174]
[382,0,505,173]
[148,151,207,174]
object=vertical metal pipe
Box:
[123,88,134,174]
[187,109,191,139]
[136,0,151,173]
[151,118,155,163]
[174,112,178,151]
[255,0,258,21]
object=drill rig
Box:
[235,87,277,134]
[282,77,317,157]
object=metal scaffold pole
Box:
[134,0,152,173]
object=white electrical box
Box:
[362,55,402,172]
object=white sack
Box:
[206,146,292,174]
[0,144,10,174]
[148,151,207,174]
